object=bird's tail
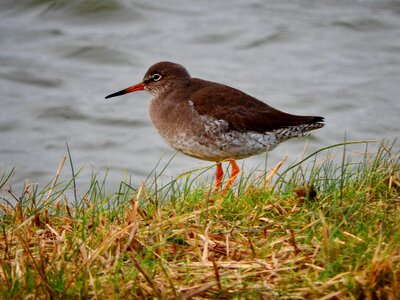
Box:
[275,116,324,140]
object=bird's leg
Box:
[215,162,223,191]
[223,159,240,191]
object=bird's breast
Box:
[149,96,204,140]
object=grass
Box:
[0,140,399,299]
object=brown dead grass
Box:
[1,143,400,299]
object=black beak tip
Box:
[105,90,125,100]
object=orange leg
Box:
[223,159,240,191]
[215,162,223,191]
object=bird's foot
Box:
[214,159,240,193]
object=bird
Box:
[105,61,324,191]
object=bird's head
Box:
[105,61,191,99]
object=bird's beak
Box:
[105,82,145,99]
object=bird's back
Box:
[187,78,324,134]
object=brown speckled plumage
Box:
[106,61,324,190]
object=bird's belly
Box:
[163,130,280,162]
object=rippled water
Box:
[1,0,399,191]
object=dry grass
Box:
[1,141,399,299]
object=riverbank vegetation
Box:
[1,141,399,299]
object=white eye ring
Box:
[151,74,162,81]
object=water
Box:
[1,0,399,192]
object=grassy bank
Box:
[1,141,399,299]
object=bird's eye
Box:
[151,74,162,81]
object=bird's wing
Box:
[189,80,323,133]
